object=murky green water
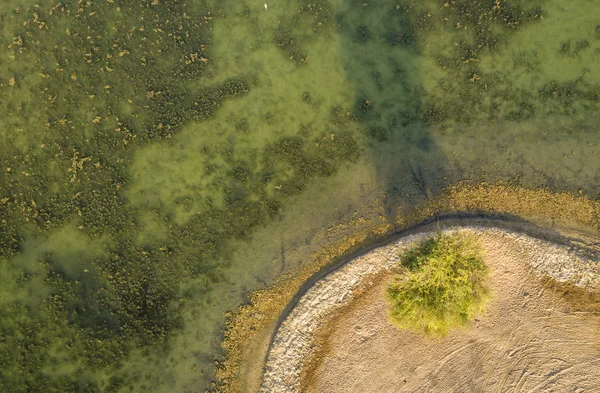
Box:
[1,0,599,392]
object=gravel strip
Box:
[259,226,600,393]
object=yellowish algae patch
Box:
[212,183,600,393]
[434,183,600,230]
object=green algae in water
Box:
[1,0,600,392]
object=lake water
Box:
[0,0,599,392]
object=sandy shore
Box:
[259,227,600,393]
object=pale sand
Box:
[259,227,600,393]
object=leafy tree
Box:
[387,233,490,336]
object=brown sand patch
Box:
[302,232,600,393]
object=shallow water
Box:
[0,0,599,392]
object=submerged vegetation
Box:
[0,1,362,391]
[0,2,228,391]
[0,0,599,391]
[386,233,490,336]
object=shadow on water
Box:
[336,1,449,222]
[258,3,600,385]
[337,0,600,217]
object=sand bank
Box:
[260,227,600,393]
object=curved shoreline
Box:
[213,181,600,393]
[259,221,600,393]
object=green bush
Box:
[386,233,490,336]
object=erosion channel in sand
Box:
[260,225,600,393]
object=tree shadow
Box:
[336,1,450,222]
